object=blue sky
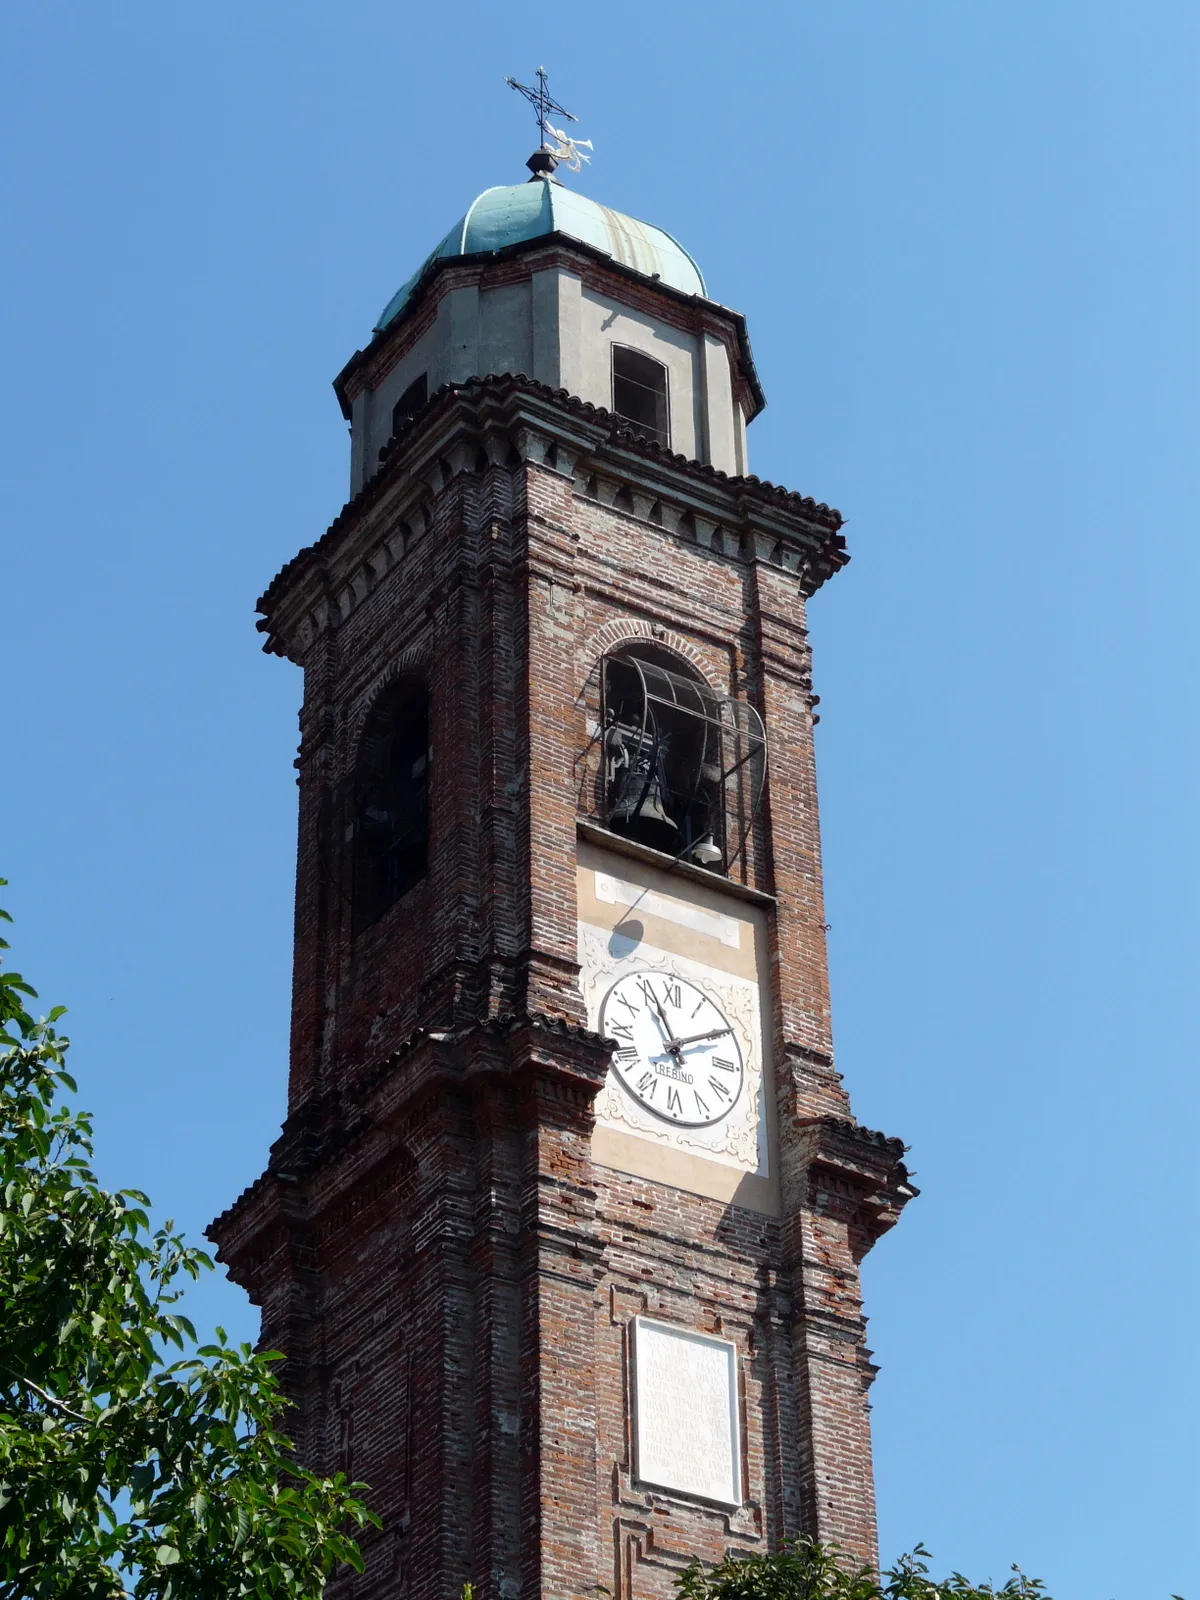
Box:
[2,3,1196,1595]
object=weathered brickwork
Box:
[209,373,913,1600]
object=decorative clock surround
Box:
[581,925,765,1169]
[577,837,777,1213]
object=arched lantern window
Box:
[391,373,428,439]
[611,346,670,447]
[350,680,429,933]
[585,647,766,874]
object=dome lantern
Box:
[334,83,765,495]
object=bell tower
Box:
[210,103,914,1600]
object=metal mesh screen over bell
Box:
[596,652,767,872]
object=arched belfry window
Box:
[351,680,429,933]
[586,647,766,873]
[611,346,670,447]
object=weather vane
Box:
[506,66,593,174]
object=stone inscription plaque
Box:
[632,1317,741,1506]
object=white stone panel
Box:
[633,1317,741,1506]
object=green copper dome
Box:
[375,179,707,332]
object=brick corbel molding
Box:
[256,376,846,663]
[796,1115,918,1261]
[501,1011,614,1114]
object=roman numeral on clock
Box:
[711,1057,735,1073]
[708,1076,731,1101]
[666,1086,683,1115]
[615,1047,638,1064]
[609,1022,634,1041]
[636,1071,656,1099]
[663,981,681,1008]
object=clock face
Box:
[599,969,745,1128]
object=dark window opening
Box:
[352,681,429,933]
[602,648,722,862]
[611,346,669,447]
[391,373,428,439]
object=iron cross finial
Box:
[506,66,574,147]
[506,67,593,174]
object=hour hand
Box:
[663,1025,732,1051]
[642,985,679,1049]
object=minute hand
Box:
[663,1026,732,1052]
[643,985,682,1057]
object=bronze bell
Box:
[610,767,678,851]
[605,719,678,851]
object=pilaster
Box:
[531,267,583,394]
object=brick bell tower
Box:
[209,117,915,1600]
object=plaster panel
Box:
[577,837,779,1216]
[734,401,749,475]
[702,332,737,475]
[350,388,369,495]
[479,281,533,381]
[438,283,481,384]
[531,266,582,392]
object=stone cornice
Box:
[206,1010,613,1279]
[575,820,776,907]
[257,374,847,665]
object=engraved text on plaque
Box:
[632,1317,741,1506]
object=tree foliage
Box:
[675,1540,1048,1600]
[0,889,377,1598]
[675,1535,1187,1600]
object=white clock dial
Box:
[599,969,745,1128]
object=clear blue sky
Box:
[3,4,1196,1595]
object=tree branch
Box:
[19,1374,92,1424]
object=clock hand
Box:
[641,983,682,1057]
[663,1025,732,1052]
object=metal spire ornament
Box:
[506,67,593,177]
